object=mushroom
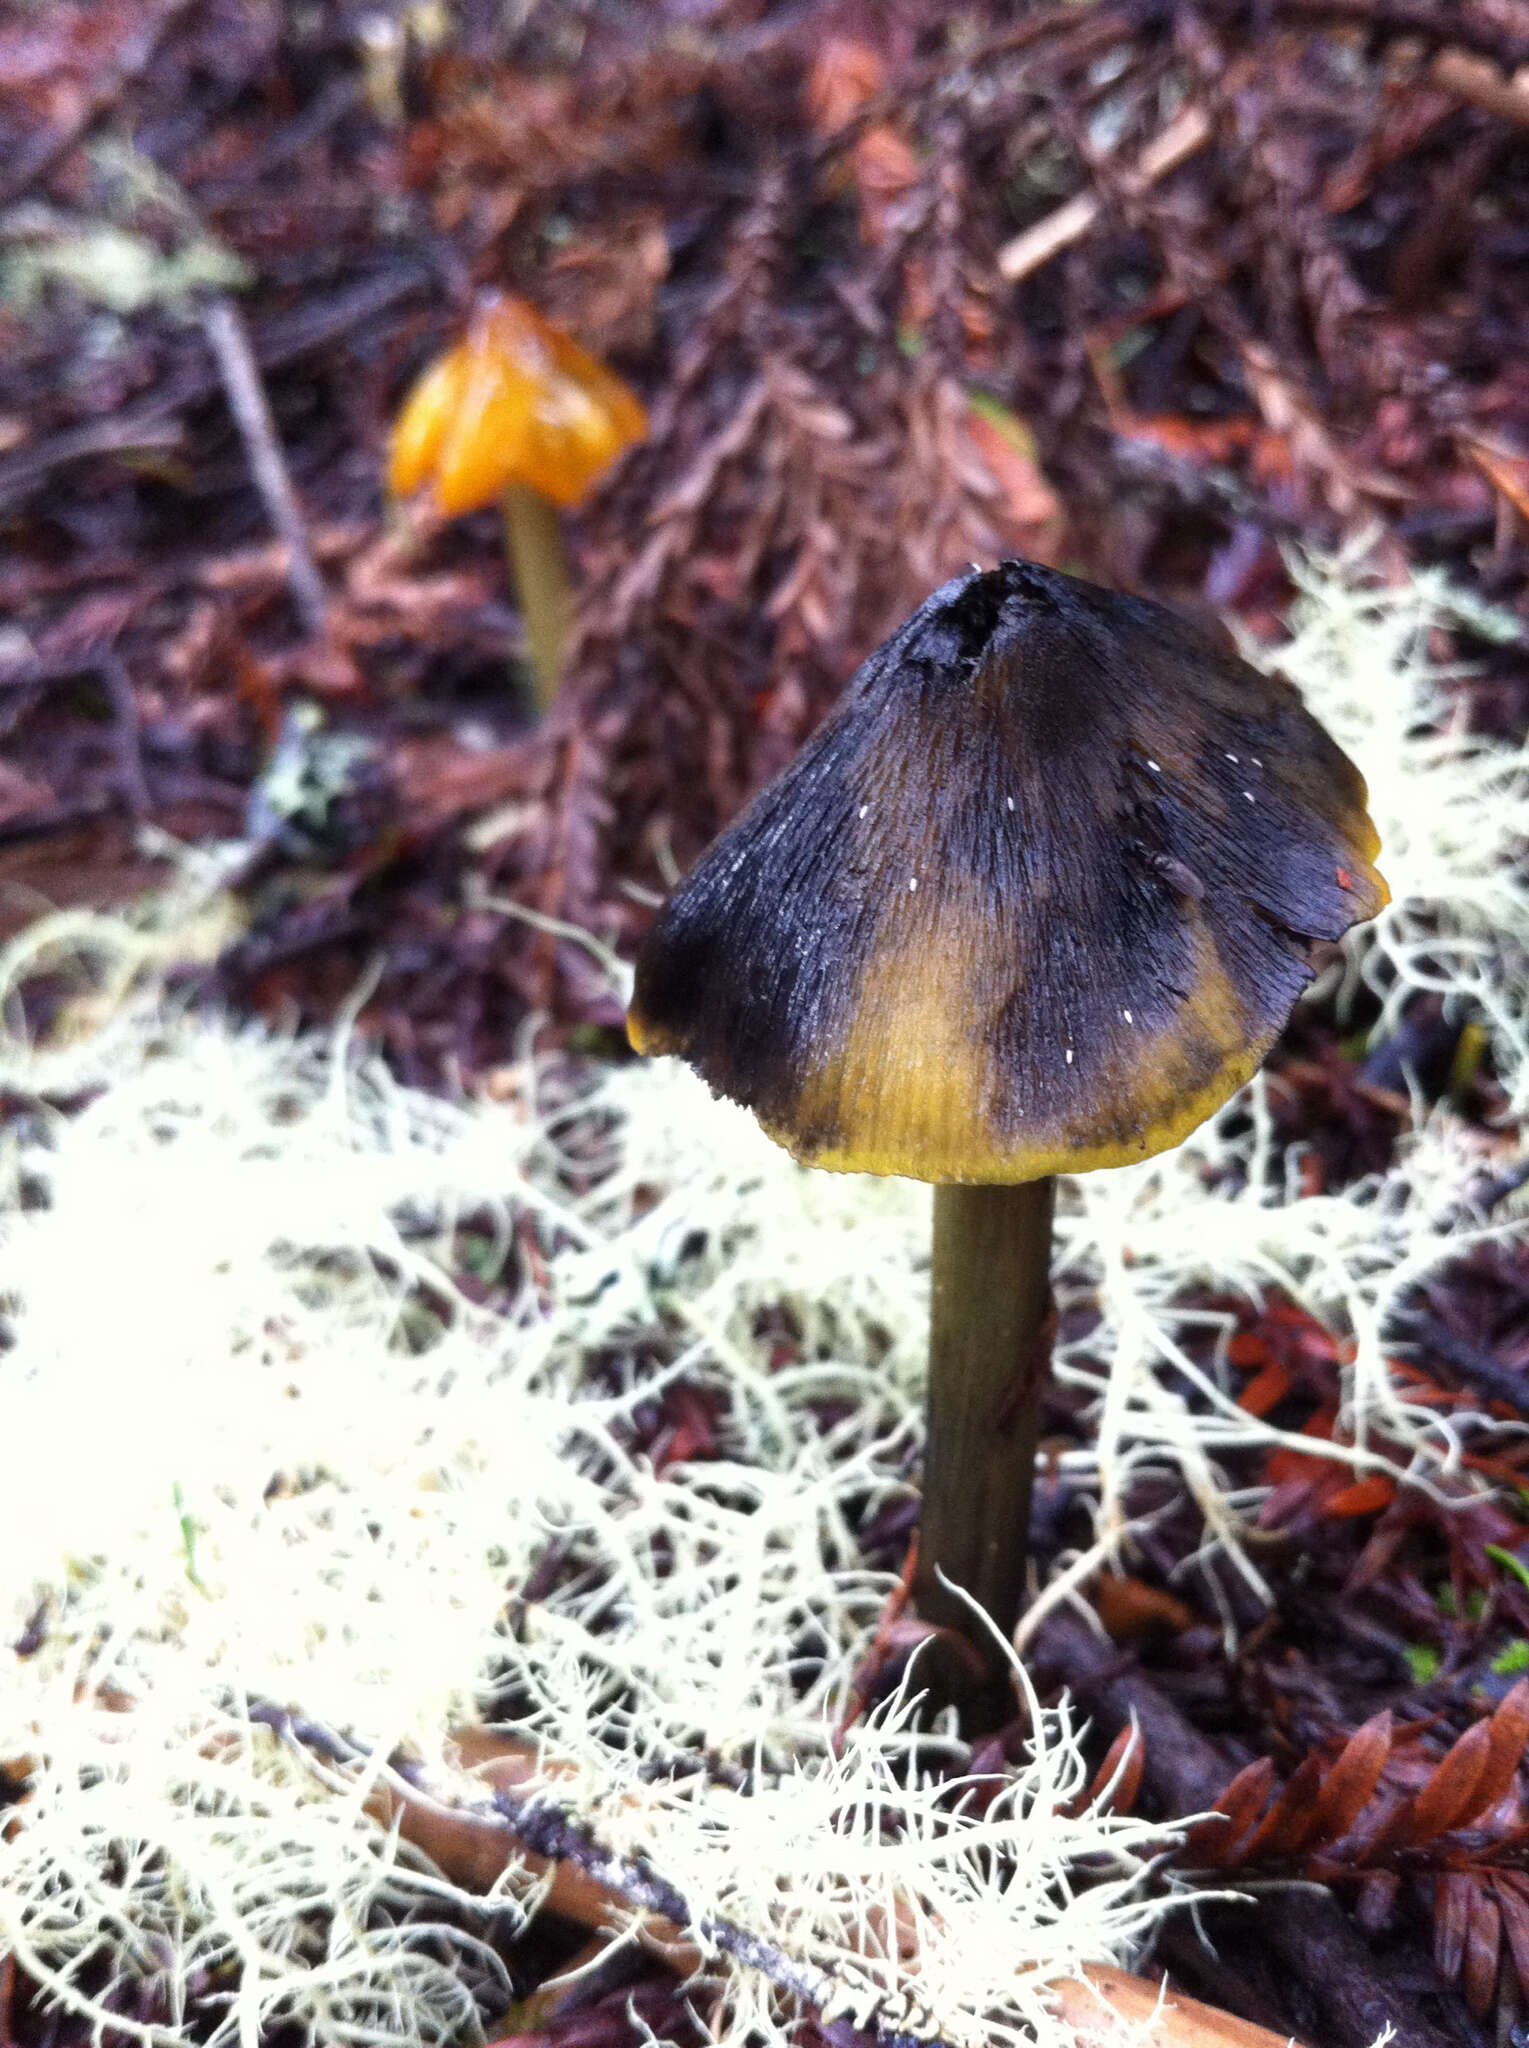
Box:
[627,558,1387,1691]
[388,291,646,708]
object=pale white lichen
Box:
[0,1008,1167,2048]
[0,551,1525,2048]
[1249,537,1529,1109]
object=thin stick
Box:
[98,651,152,817]
[258,1702,1302,2048]
[914,1178,1056,1681]
[996,104,1212,282]
[1431,49,1529,129]
[201,294,328,638]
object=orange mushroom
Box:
[388,292,646,708]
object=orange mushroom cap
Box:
[387,293,646,516]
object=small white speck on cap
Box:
[1065,1048,1074,1065]
[858,804,868,819]
[1225,752,1239,764]
[1122,1007,1133,1023]
[1243,790,1256,803]
[908,876,918,891]
[1251,756,1263,768]
[1006,796,1015,811]
[1146,758,1162,773]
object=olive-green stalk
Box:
[914,1177,1057,1689]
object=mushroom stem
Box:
[915,1177,1056,1672]
[502,483,572,710]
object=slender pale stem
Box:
[914,1177,1057,1670]
[502,483,571,711]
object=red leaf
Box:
[1342,1788,1415,1869]
[1237,1361,1292,1417]
[1324,1474,1398,1519]
[1308,1712,1393,1848]
[1470,1680,1529,1824]
[1436,1870,1473,1982]
[1345,1518,1408,1594]
[805,36,884,135]
[1243,1753,1325,1860]
[1466,437,1529,525]
[1227,1331,1270,1368]
[1409,1721,1492,1843]
[1093,1573,1194,1642]
[1497,1881,1529,2001]
[1465,1885,1503,2018]
[963,404,1061,536]
[1184,1758,1275,1866]
[1085,1724,1145,1816]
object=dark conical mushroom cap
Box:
[629,560,1388,1183]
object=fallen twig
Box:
[201,295,328,639]
[98,651,152,819]
[996,105,1214,283]
[264,1709,1302,2048]
[1431,49,1529,129]
[428,1758,1305,2047]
